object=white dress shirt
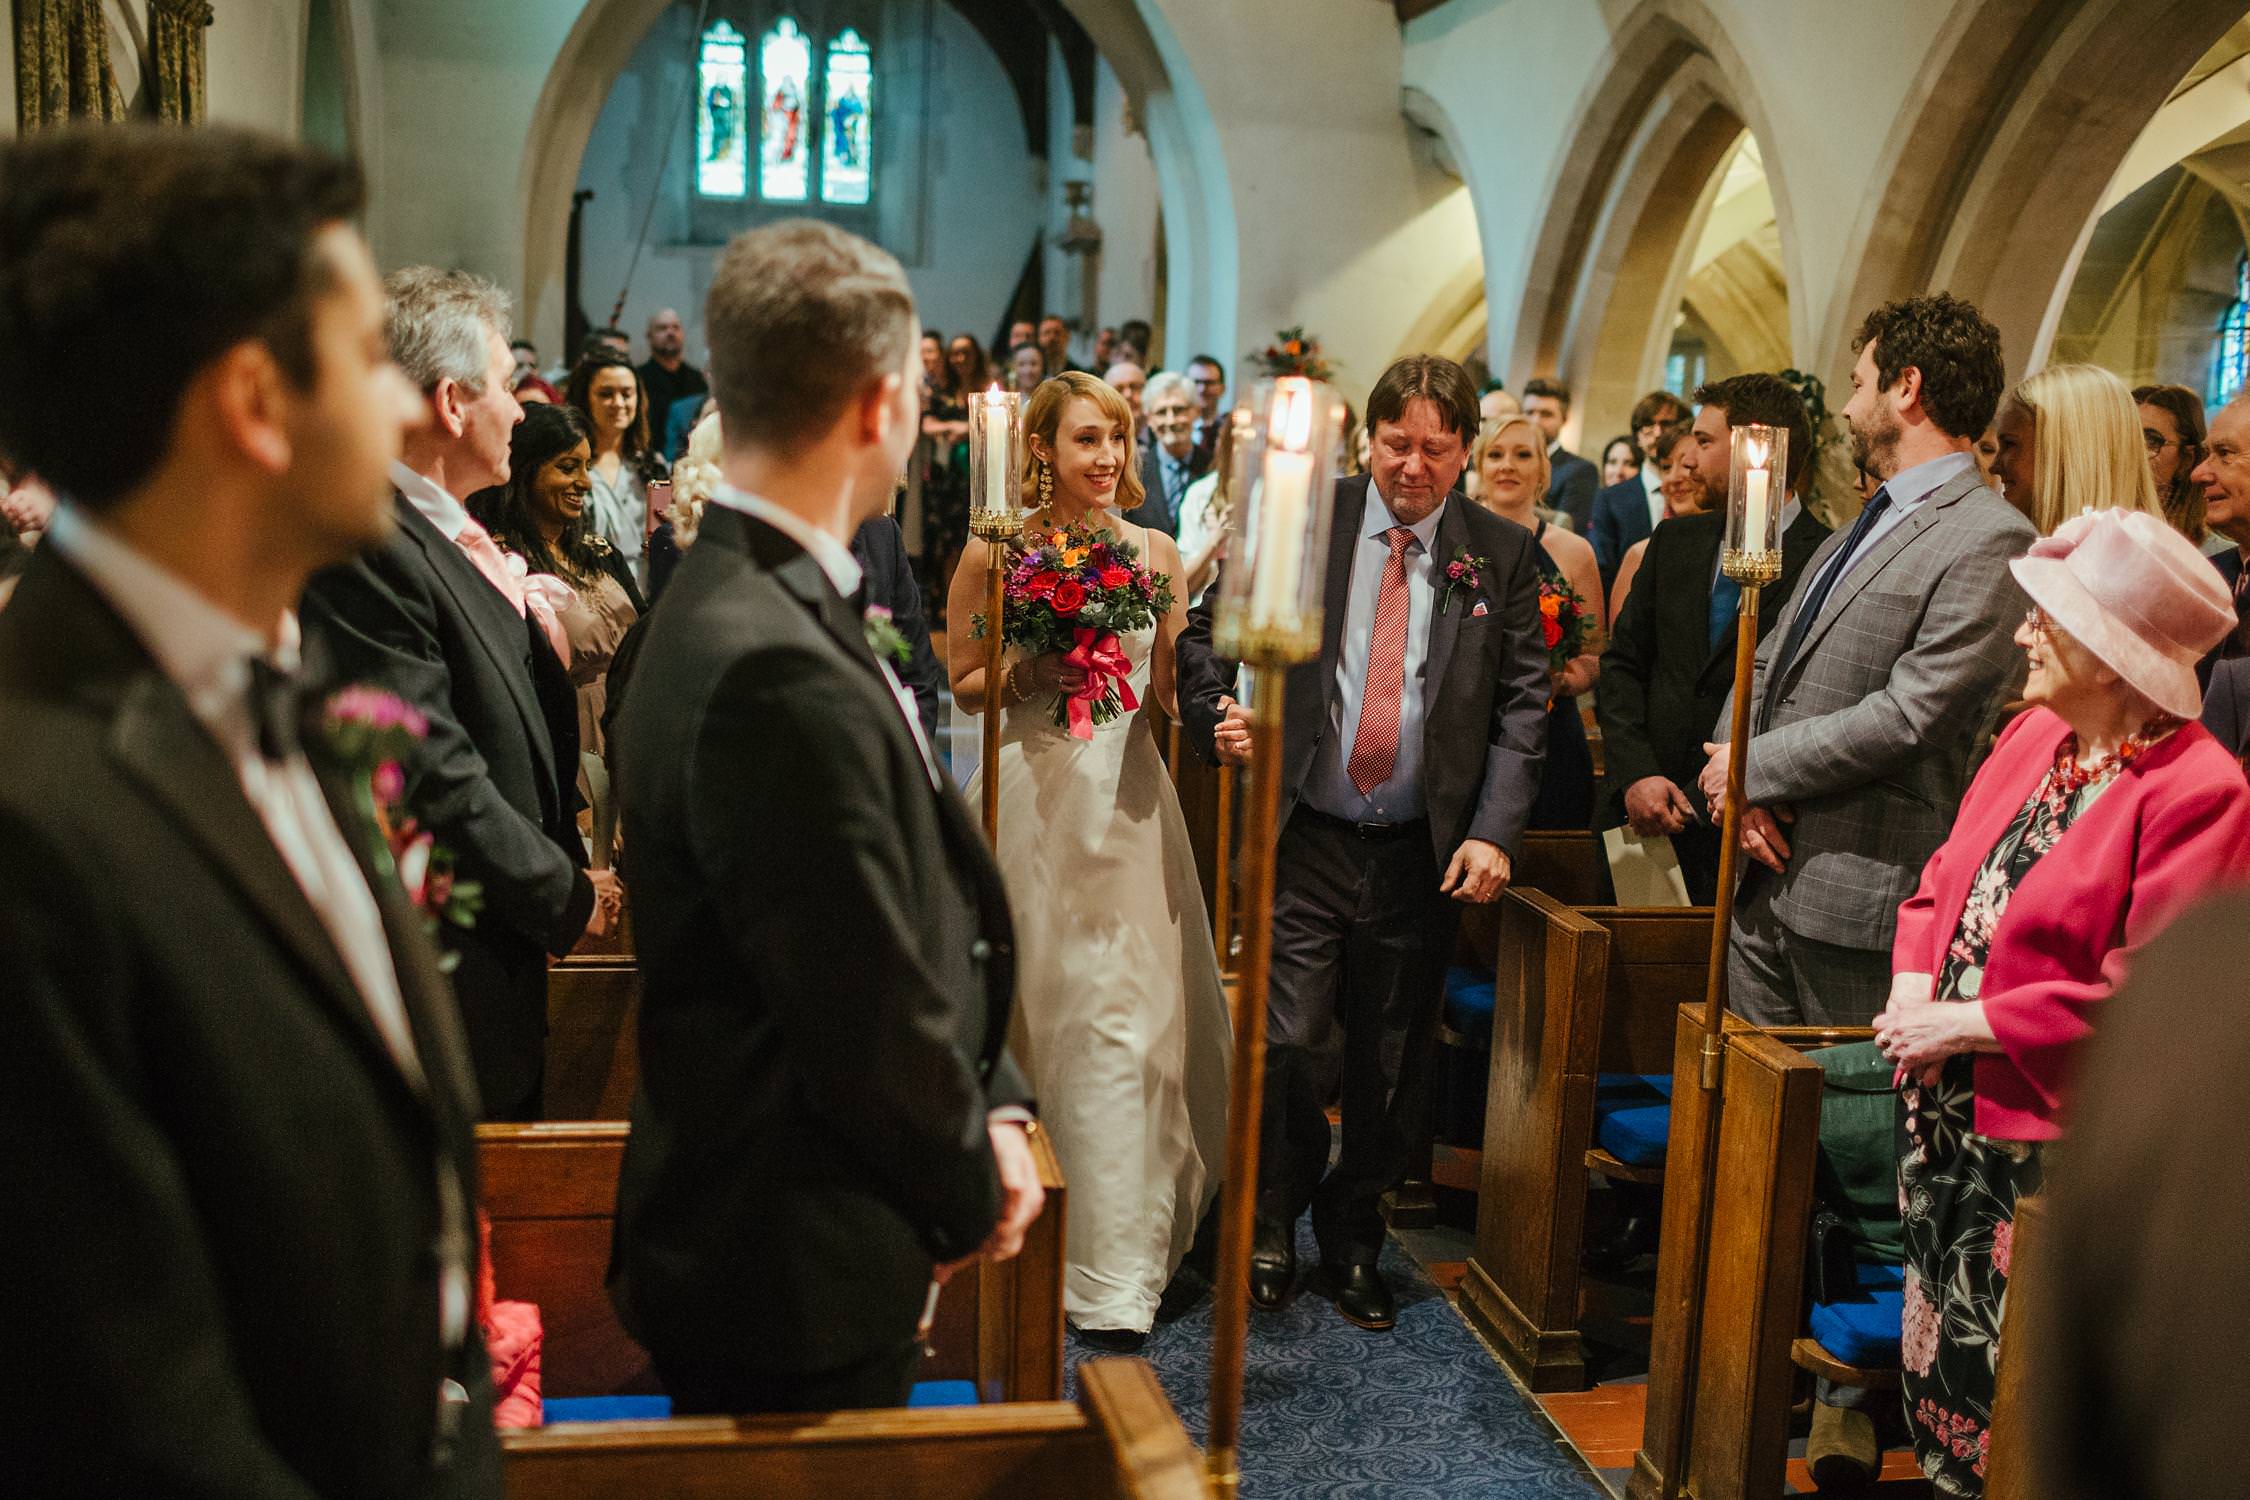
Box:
[1303,486,1448,824]
[390,459,469,543]
[1641,460,1665,531]
[707,485,940,787]
[47,505,423,1081]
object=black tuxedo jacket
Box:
[0,548,499,1499]
[851,513,944,740]
[1589,473,1654,591]
[1547,448,1599,535]
[1596,505,1830,826]
[1177,476,1552,868]
[301,494,594,1117]
[608,505,1031,1377]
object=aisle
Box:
[1062,1220,1607,1500]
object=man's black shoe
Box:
[1249,1216,1296,1310]
[1314,1261,1396,1331]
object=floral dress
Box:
[1898,720,2173,1495]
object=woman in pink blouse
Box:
[1874,508,2250,1496]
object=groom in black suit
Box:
[0,125,499,1497]
[609,219,1043,1414]
[1179,355,1551,1328]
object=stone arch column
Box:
[1825,0,2250,379]
[1501,0,1801,449]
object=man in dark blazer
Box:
[2190,394,2250,685]
[1521,377,1599,534]
[609,220,1042,1415]
[1598,374,1829,904]
[1179,355,1550,1330]
[0,125,498,1498]
[1589,388,1690,590]
[304,269,617,1122]
[1126,370,1207,536]
[853,510,945,740]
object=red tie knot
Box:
[1386,526,1415,558]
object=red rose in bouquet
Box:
[974,522,1177,739]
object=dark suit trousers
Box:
[1261,808,1458,1266]
[1672,822,1723,908]
[659,1337,921,1417]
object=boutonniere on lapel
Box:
[1439,547,1491,616]
[323,686,482,968]
[862,605,914,669]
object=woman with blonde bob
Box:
[945,370,1231,1352]
[1990,364,2165,536]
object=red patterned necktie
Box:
[1346,526,1416,797]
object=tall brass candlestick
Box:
[1203,381,1342,1498]
[967,387,1026,846]
[1647,423,1786,1499]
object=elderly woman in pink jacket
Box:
[1875,509,2250,1497]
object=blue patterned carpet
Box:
[1063,1222,1606,1499]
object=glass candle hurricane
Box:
[968,386,1026,541]
[1213,377,1346,665]
[1723,422,1787,585]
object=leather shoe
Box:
[1249,1216,1295,1310]
[1315,1261,1396,1331]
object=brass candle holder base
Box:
[1213,616,1323,667]
[970,508,1026,542]
[1721,549,1782,586]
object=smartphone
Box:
[645,479,674,538]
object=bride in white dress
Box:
[945,371,1233,1347]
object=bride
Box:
[946,371,1233,1350]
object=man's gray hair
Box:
[384,266,511,396]
[1145,370,1194,409]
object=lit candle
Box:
[1251,452,1312,624]
[979,388,1011,512]
[1743,465,1771,550]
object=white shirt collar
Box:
[390,460,469,542]
[1363,482,1449,552]
[1640,463,1661,499]
[1882,449,1977,511]
[707,482,864,598]
[45,505,300,729]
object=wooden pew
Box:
[1513,829,1610,908]
[1983,1193,2046,1500]
[1627,1011,1877,1500]
[1454,891,1710,1391]
[503,1356,1212,1499]
[480,1121,1069,1404]
[543,956,639,1122]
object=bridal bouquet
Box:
[976,522,1175,739]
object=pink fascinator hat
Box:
[2008,508,2235,720]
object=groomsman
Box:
[1520,377,1600,534]
[0,125,499,1497]
[1179,355,1550,1330]
[609,219,1042,1414]
[1701,295,2035,1027]
[303,269,618,1121]
[1597,373,1828,905]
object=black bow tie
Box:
[247,657,306,763]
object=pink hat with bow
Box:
[2008,508,2235,720]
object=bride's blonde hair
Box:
[1020,371,1147,515]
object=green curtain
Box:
[14,0,127,130]
[150,0,212,124]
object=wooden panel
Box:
[1984,1194,2046,1500]
[1515,830,1609,907]
[544,960,639,1122]
[1581,907,1712,1076]
[478,1123,1069,1403]
[1172,730,1225,934]
[502,1359,1210,1500]
[1459,890,1609,1392]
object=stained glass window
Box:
[759,17,813,203]
[2214,253,2250,408]
[820,28,874,206]
[695,19,749,200]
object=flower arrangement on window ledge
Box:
[1249,326,1336,383]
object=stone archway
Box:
[516,0,1237,366]
[1499,0,1800,450]
[1826,0,2250,379]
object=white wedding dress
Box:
[964,618,1234,1333]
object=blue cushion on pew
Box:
[1592,1073,1673,1167]
[543,1395,671,1422]
[1443,966,1497,1042]
[540,1381,980,1424]
[908,1380,980,1408]
[1807,1259,1906,1369]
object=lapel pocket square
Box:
[1471,600,1489,618]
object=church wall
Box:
[1040,47,1164,369]
[205,0,310,138]
[570,0,1041,370]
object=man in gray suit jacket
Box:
[1701,295,2035,1028]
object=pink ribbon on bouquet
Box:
[1064,626,1138,740]
[506,555,578,669]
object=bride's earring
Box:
[1038,459,1054,506]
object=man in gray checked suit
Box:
[1700,294,2036,1028]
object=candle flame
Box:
[1271,378,1315,451]
[1747,435,1768,468]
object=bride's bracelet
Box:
[1003,660,1027,707]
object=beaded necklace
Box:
[2042,713,2182,810]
